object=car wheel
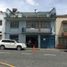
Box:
[0,45,5,50]
[17,46,22,51]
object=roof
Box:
[17,12,50,17]
[62,20,67,23]
[5,8,56,18]
[57,15,67,18]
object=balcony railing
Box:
[40,28,51,33]
[22,28,51,33]
[26,28,39,33]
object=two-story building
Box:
[2,8,56,48]
[56,15,67,49]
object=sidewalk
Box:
[26,48,64,51]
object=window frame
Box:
[10,20,19,28]
[0,20,2,25]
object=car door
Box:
[9,40,16,48]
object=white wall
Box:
[0,13,5,32]
[51,21,55,35]
[19,34,26,43]
[19,21,26,43]
[4,19,26,43]
[0,12,6,39]
[5,20,26,34]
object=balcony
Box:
[40,28,51,33]
[26,28,39,33]
[22,28,51,33]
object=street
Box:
[0,49,67,67]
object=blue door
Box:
[40,35,49,48]
[40,35,55,48]
[49,35,55,48]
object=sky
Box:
[0,0,67,15]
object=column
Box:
[38,34,40,48]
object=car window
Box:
[2,40,10,42]
[9,40,15,43]
[2,40,15,43]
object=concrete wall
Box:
[51,21,55,35]
[0,12,6,39]
[0,13,5,31]
[19,34,26,43]
[19,21,26,43]
[56,16,67,46]
[3,19,26,43]
[4,20,26,34]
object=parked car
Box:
[0,39,26,50]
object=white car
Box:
[0,39,26,50]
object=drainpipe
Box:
[38,34,40,48]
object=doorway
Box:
[40,35,55,48]
[26,35,38,48]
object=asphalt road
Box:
[0,49,67,67]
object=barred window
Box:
[63,23,67,32]
[26,21,38,28]
[0,35,2,40]
[10,20,19,28]
[40,22,50,28]
[0,20,2,25]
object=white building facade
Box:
[1,8,56,48]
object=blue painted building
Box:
[4,8,56,48]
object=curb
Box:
[26,48,67,52]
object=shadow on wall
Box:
[58,22,63,37]
[56,21,64,49]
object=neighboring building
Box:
[2,8,56,48]
[0,11,5,40]
[56,15,67,49]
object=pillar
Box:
[38,34,40,48]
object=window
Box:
[26,21,35,28]
[2,40,10,42]
[59,37,67,46]
[9,40,15,43]
[0,20,2,25]
[10,20,19,28]
[10,35,19,42]
[63,23,67,32]
[40,22,50,28]
[0,35,2,40]
[26,21,39,28]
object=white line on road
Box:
[21,53,32,55]
[0,52,10,54]
[44,54,56,56]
